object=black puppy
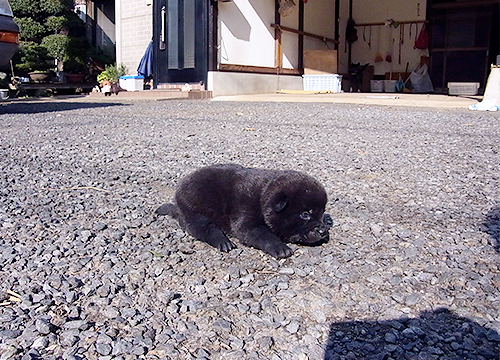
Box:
[156,164,332,258]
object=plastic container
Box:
[447,82,480,96]
[303,74,342,92]
[384,80,398,93]
[370,80,384,92]
[119,75,144,91]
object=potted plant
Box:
[63,58,86,83]
[97,63,127,95]
[12,0,91,82]
[14,42,54,81]
[28,70,53,83]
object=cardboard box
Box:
[304,50,337,75]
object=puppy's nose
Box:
[315,226,328,237]
[323,214,333,228]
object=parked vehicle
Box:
[0,0,19,68]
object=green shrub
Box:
[63,58,87,74]
[14,41,53,73]
[41,0,74,14]
[14,17,46,41]
[45,16,68,32]
[41,34,70,61]
[97,63,128,83]
[12,0,91,74]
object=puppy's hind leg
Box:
[183,212,236,253]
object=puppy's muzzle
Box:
[314,214,333,240]
[308,214,333,242]
[314,225,329,238]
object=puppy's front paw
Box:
[216,238,237,253]
[266,243,293,258]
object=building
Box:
[94,0,499,96]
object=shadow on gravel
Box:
[0,101,126,114]
[324,308,500,359]
[483,208,500,252]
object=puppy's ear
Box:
[274,197,288,212]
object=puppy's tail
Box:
[155,203,181,218]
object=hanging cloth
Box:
[137,41,153,78]
[279,0,296,17]
[414,23,428,49]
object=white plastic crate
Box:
[119,75,144,91]
[303,74,342,92]
[447,82,480,96]
[384,80,398,93]
[370,80,384,92]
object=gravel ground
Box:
[1,98,500,360]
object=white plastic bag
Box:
[410,64,434,93]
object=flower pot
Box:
[28,72,51,83]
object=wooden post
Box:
[274,0,282,71]
[298,0,304,72]
[334,0,339,50]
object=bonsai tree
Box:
[41,34,69,71]
[11,0,89,75]
[15,41,52,73]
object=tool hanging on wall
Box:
[355,19,428,65]
[385,37,394,63]
[368,26,372,48]
[385,21,395,63]
[363,26,372,48]
[374,25,383,62]
[409,22,417,40]
[398,24,404,64]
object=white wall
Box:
[208,71,303,96]
[338,0,427,76]
[116,0,152,75]
[218,0,336,70]
[218,0,276,68]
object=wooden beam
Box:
[354,20,428,27]
[432,0,498,9]
[270,24,339,44]
[218,63,300,75]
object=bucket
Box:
[384,80,398,93]
[370,80,384,93]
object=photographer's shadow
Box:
[325,308,499,359]
[484,207,500,253]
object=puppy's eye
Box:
[299,211,311,221]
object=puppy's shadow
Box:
[301,238,330,248]
[483,207,500,252]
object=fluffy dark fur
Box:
[156,164,332,258]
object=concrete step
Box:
[88,88,213,101]
[88,89,188,101]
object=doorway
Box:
[153,0,209,86]
[427,0,499,93]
